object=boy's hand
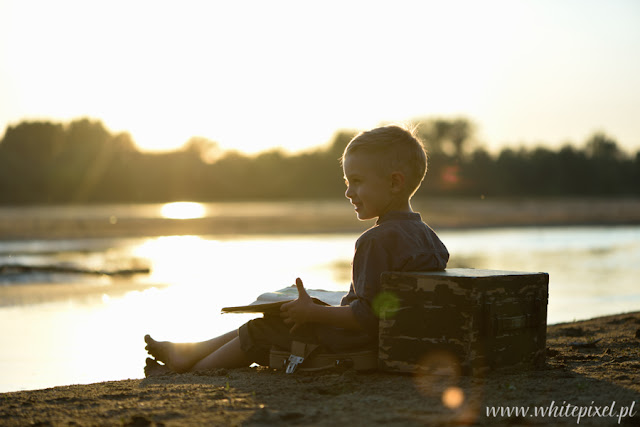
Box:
[280,278,316,334]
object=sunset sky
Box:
[1,0,639,154]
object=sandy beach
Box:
[1,311,639,426]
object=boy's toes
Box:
[144,334,158,355]
[144,357,171,378]
[143,334,173,366]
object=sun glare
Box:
[161,202,206,220]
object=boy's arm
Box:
[280,278,363,333]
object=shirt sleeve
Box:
[348,233,390,337]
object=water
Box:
[1,204,639,393]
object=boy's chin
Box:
[355,211,376,221]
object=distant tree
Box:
[0,121,66,162]
[415,117,475,159]
[210,151,254,199]
[585,132,622,160]
[634,151,640,191]
[584,132,628,194]
[461,147,495,197]
[325,129,358,161]
[0,121,66,202]
[181,137,223,163]
[252,149,291,198]
[59,119,119,202]
[556,144,590,195]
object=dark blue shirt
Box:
[341,211,449,337]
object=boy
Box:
[144,125,449,376]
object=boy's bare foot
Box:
[144,358,172,377]
[144,334,192,373]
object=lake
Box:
[1,202,639,393]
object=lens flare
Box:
[372,291,400,319]
[412,350,483,425]
[442,386,465,409]
[413,350,462,401]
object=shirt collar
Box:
[376,211,422,225]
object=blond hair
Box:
[341,125,427,197]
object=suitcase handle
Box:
[483,297,544,337]
[496,314,530,332]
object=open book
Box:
[221,285,346,315]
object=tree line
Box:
[0,117,638,204]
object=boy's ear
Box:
[390,171,405,194]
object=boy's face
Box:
[343,152,394,220]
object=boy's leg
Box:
[190,336,251,371]
[145,330,239,373]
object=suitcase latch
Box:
[285,355,305,374]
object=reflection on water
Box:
[0,200,353,221]
[160,202,206,219]
[0,226,639,392]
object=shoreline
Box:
[1,197,640,240]
[2,311,639,426]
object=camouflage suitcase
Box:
[378,268,548,374]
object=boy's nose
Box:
[345,186,353,199]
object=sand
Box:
[1,311,639,426]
